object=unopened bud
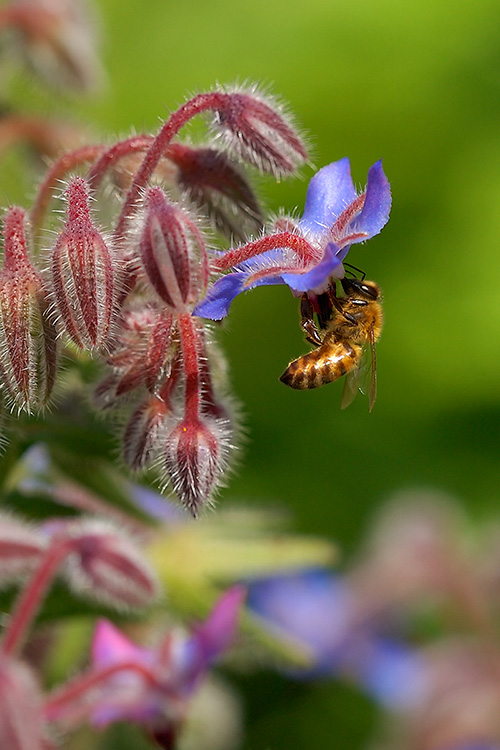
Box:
[110,307,175,396]
[50,177,116,351]
[163,415,231,517]
[0,655,44,750]
[169,143,263,242]
[122,394,170,472]
[0,513,45,584]
[0,207,57,412]
[139,188,207,311]
[210,86,308,176]
[65,520,158,610]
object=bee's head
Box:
[341,278,380,301]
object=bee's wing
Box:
[340,360,362,409]
[340,326,377,411]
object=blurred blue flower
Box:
[247,569,426,710]
[87,586,245,728]
[129,483,188,524]
[194,158,391,320]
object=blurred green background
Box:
[3,0,500,747]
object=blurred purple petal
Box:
[129,484,188,524]
[192,585,245,664]
[92,619,153,668]
[85,587,244,732]
[358,638,427,710]
[248,571,352,665]
[248,569,426,707]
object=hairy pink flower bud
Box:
[122,394,170,472]
[0,655,44,750]
[0,206,57,412]
[168,143,264,242]
[210,86,308,176]
[163,415,231,517]
[0,514,45,583]
[138,188,208,310]
[65,520,158,610]
[109,306,175,396]
[51,177,115,351]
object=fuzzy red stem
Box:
[113,92,228,243]
[178,314,202,422]
[86,134,154,190]
[1,537,72,656]
[196,330,221,417]
[0,116,56,155]
[43,660,170,720]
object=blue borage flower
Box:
[247,570,426,710]
[194,158,391,320]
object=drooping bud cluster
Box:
[110,192,232,514]
[0,84,308,514]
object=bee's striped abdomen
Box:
[280,340,361,390]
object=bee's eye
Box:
[361,284,378,299]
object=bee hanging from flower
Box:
[194,157,391,408]
[280,276,383,410]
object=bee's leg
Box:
[300,294,323,345]
[316,287,336,329]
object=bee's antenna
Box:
[344,263,366,280]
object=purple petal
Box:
[247,571,353,665]
[282,242,344,293]
[349,160,391,242]
[194,251,291,319]
[193,272,251,319]
[192,586,245,664]
[91,619,152,667]
[300,158,356,235]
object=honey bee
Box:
[280,278,383,410]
